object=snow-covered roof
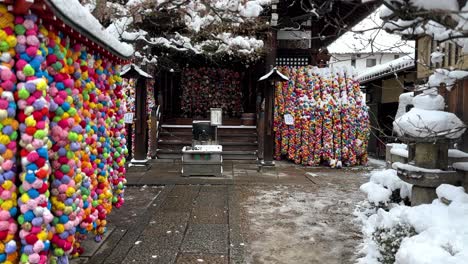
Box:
[121,64,152,79]
[46,0,134,58]
[258,67,289,81]
[327,6,415,55]
[357,55,415,83]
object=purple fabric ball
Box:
[71,125,82,133]
[3,171,14,180]
[61,175,70,184]
[70,142,80,151]
[49,101,58,111]
[65,198,73,206]
[23,245,34,254]
[33,99,45,110]
[0,144,6,154]
[57,147,67,156]
[5,241,16,254]
[19,123,26,132]
[25,82,36,93]
[32,217,43,226]
[7,108,15,118]
[15,44,26,54]
[2,125,13,135]
[52,179,61,188]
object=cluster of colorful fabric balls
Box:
[0,5,128,263]
[274,66,369,167]
[181,67,242,118]
[15,13,55,264]
[0,5,19,263]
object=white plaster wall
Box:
[329,53,405,75]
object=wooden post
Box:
[262,30,277,166]
[134,77,148,160]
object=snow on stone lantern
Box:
[392,86,466,206]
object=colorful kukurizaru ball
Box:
[0,4,20,263]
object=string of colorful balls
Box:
[181,67,242,118]
[0,5,128,263]
[274,66,369,167]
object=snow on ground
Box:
[240,172,366,264]
[356,168,468,264]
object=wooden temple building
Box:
[143,0,378,162]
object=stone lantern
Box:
[393,89,466,205]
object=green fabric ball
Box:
[18,88,30,100]
[34,129,46,139]
[20,254,28,264]
[55,107,64,117]
[68,107,77,116]
[54,248,64,257]
[60,164,70,174]
[18,215,24,225]
[52,61,63,71]
[68,132,78,142]
[10,131,17,141]
[0,41,9,52]
[14,24,26,35]
[23,64,35,77]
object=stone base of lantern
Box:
[396,166,464,206]
[411,186,438,206]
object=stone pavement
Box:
[72,160,382,264]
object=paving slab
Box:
[181,224,229,254]
[123,246,178,264]
[191,207,228,224]
[140,212,190,250]
[176,253,228,264]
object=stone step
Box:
[156,149,257,160]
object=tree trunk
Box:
[92,0,107,24]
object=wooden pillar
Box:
[134,77,148,160]
[262,30,277,166]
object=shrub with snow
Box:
[373,223,416,264]
[360,169,412,210]
[356,173,468,264]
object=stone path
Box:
[72,161,380,264]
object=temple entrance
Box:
[157,65,261,124]
[155,63,263,160]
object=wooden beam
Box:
[13,0,34,15]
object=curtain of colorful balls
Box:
[0,5,127,263]
[181,67,242,118]
[274,66,369,167]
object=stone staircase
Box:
[156,124,258,160]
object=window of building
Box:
[448,43,453,66]
[394,54,400,59]
[366,58,377,67]
[351,58,356,67]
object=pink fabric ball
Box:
[0,190,12,200]
[28,253,40,264]
[2,160,13,171]
[0,211,10,221]
[0,221,9,231]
